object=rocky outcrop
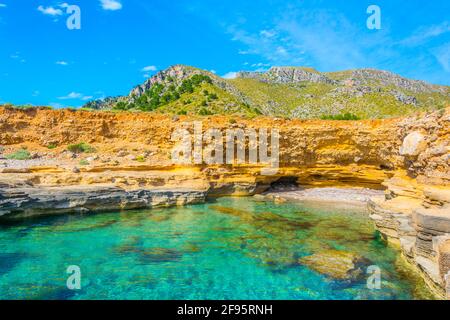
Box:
[299,250,370,280]
[237,67,336,85]
[0,185,206,219]
[350,69,448,94]
[368,108,450,298]
[81,65,450,118]
[0,106,449,297]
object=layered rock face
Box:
[0,106,449,297]
[368,108,450,298]
[237,67,336,84]
[0,185,206,219]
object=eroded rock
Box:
[299,250,370,280]
[400,131,427,157]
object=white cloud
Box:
[141,65,157,72]
[58,92,92,100]
[402,22,450,46]
[10,52,26,63]
[56,61,69,66]
[238,50,251,55]
[37,5,63,16]
[0,4,7,8]
[433,43,450,72]
[100,0,122,11]
[251,62,270,68]
[227,9,375,70]
[260,30,276,38]
[222,72,237,79]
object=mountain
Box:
[84,65,450,119]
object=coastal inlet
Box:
[0,197,434,300]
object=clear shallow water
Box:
[0,197,431,300]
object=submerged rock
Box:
[299,250,370,280]
[139,248,183,263]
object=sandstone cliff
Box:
[0,106,449,297]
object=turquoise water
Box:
[0,197,431,300]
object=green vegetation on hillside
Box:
[111,74,260,117]
[67,142,96,154]
[115,74,214,112]
[229,77,450,119]
[321,113,360,120]
[77,65,450,119]
[5,149,32,160]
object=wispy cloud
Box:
[221,72,237,79]
[141,65,157,72]
[0,3,7,8]
[260,30,276,38]
[227,9,372,70]
[56,61,69,66]
[274,10,369,70]
[10,52,26,63]
[37,5,63,16]
[402,21,450,46]
[432,42,450,72]
[100,0,122,11]
[58,92,92,100]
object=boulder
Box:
[299,250,369,280]
[400,131,427,157]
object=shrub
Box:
[198,107,212,116]
[79,159,89,166]
[209,93,218,100]
[135,155,146,163]
[321,113,361,120]
[6,149,31,160]
[67,142,96,154]
[229,118,237,124]
[47,144,57,150]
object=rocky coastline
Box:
[0,185,206,219]
[0,106,448,298]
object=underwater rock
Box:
[210,205,254,221]
[139,247,183,263]
[299,250,370,280]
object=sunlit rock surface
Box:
[0,106,449,297]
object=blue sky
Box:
[0,0,449,107]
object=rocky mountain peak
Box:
[237,66,335,84]
[130,65,204,98]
